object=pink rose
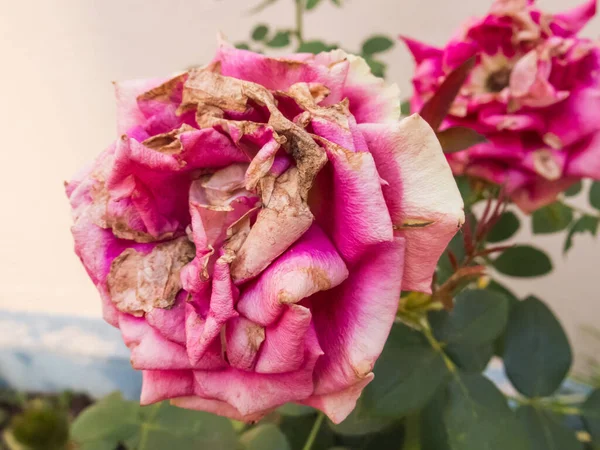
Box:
[66,43,463,423]
[404,0,600,211]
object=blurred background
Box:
[0,0,599,378]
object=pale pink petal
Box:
[146,291,187,345]
[114,78,169,136]
[236,225,348,327]
[359,115,464,293]
[553,0,597,35]
[172,396,269,423]
[566,131,600,179]
[546,87,600,148]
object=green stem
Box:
[295,0,305,44]
[419,318,457,374]
[302,412,324,450]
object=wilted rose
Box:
[404,0,600,211]
[66,42,463,423]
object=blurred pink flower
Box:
[66,43,463,423]
[404,0,600,211]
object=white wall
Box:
[1,0,598,370]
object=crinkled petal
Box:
[359,115,464,293]
[225,316,265,371]
[141,369,195,405]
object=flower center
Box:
[485,67,512,93]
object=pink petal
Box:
[172,396,268,423]
[553,0,597,35]
[114,78,168,136]
[191,325,322,416]
[400,36,443,64]
[255,305,312,374]
[546,87,600,148]
[311,136,394,264]
[146,291,187,345]
[566,131,600,179]
[225,316,265,371]
[236,225,349,327]
[141,369,195,405]
[310,238,405,402]
[359,115,464,293]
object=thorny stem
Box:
[295,0,305,44]
[302,412,324,450]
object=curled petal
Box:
[141,370,195,405]
[225,316,265,371]
[236,225,349,326]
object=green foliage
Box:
[252,24,269,41]
[565,181,583,197]
[361,36,394,55]
[9,400,69,450]
[590,181,600,210]
[516,406,583,450]
[486,211,519,243]
[241,424,291,450]
[429,289,509,347]
[400,100,411,116]
[583,389,600,447]
[306,0,323,10]
[297,40,331,53]
[532,202,574,234]
[360,323,448,418]
[503,297,572,398]
[564,215,599,254]
[266,31,291,48]
[493,245,552,277]
[70,393,237,450]
[444,373,529,450]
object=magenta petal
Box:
[255,305,312,374]
[146,291,187,345]
[400,36,443,64]
[359,115,464,293]
[314,137,394,264]
[546,87,600,148]
[310,238,405,402]
[236,225,348,326]
[141,370,195,405]
[553,0,597,34]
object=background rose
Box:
[404,0,600,212]
[66,42,464,424]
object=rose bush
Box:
[404,0,600,212]
[66,42,463,423]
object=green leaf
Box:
[277,403,315,417]
[430,289,509,347]
[9,403,69,450]
[360,323,448,418]
[516,406,583,450]
[421,389,451,450]
[444,373,529,450]
[266,31,291,48]
[235,43,251,50]
[532,202,574,234]
[306,0,322,9]
[334,418,404,450]
[279,413,336,449]
[297,40,329,54]
[420,57,476,130]
[400,100,411,116]
[446,344,494,373]
[487,211,520,243]
[564,215,599,254]
[493,245,552,277]
[363,57,386,78]
[328,406,395,436]
[436,127,487,154]
[330,0,341,5]
[362,36,394,55]
[565,181,583,197]
[583,389,600,446]
[590,181,600,210]
[486,280,519,356]
[251,24,269,41]
[138,402,237,450]
[503,296,572,398]
[71,393,140,448]
[241,424,291,450]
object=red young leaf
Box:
[436,126,487,154]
